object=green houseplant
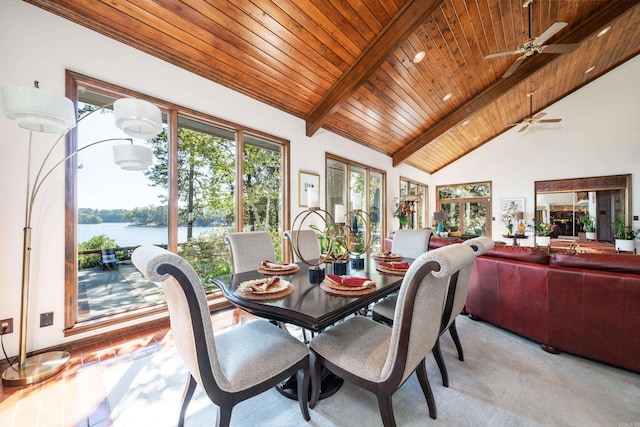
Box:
[612,215,637,252]
[580,212,596,240]
[534,221,553,247]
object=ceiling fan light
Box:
[412,51,425,63]
[1,86,76,134]
[114,98,162,139]
[113,143,153,171]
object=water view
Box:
[78,223,228,247]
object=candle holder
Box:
[290,207,335,284]
[344,209,373,270]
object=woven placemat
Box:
[372,253,404,261]
[235,283,295,301]
[320,282,376,296]
[257,265,300,275]
[376,265,408,276]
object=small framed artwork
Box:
[298,171,320,207]
[499,198,525,224]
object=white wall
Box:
[433,54,640,246]
[0,0,429,352]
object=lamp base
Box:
[2,351,70,386]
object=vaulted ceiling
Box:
[27,0,640,173]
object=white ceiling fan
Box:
[484,0,580,78]
[506,92,562,132]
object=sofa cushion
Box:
[550,252,640,274]
[482,245,550,265]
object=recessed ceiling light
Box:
[461,120,470,126]
[585,65,596,74]
[473,135,480,141]
[413,51,425,63]
[597,26,611,37]
[442,93,453,102]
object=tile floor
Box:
[0,309,236,427]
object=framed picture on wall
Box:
[499,198,525,224]
[299,171,320,207]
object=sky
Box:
[77,108,166,210]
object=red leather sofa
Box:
[466,245,640,373]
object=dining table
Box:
[212,255,410,333]
[212,254,411,399]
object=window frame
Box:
[435,181,492,237]
[64,71,290,335]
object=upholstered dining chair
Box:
[390,228,432,259]
[131,245,310,427]
[283,229,321,263]
[225,231,276,274]
[371,238,485,388]
[309,244,477,424]
[428,236,494,386]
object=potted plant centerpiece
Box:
[580,212,597,240]
[534,221,553,247]
[612,215,637,252]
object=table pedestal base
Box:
[277,368,343,401]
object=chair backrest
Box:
[381,243,476,386]
[283,229,321,263]
[225,231,276,274]
[391,228,432,259]
[131,245,229,395]
[463,236,495,257]
[101,248,117,260]
[438,238,493,336]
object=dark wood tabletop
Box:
[213,256,409,332]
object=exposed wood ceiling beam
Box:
[392,0,640,167]
[305,0,444,137]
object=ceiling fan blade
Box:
[537,119,562,123]
[484,50,521,59]
[518,124,530,133]
[532,112,547,120]
[535,22,568,45]
[502,55,527,78]
[539,43,580,54]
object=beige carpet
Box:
[104,316,640,426]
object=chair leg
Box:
[178,374,197,427]
[296,368,311,421]
[432,338,449,388]
[376,392,396,427]
[309,352,322,409]
[449,319,464,361]
[416,359,437,420]
[216,405,233,427]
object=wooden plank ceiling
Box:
[27,0,640,173]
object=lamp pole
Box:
[1,85,160,386]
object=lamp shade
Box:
[1,86,76,134]
[434,211,448,222]
[113,144,153,171]
[113,98,162,139]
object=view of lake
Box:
[78,223,228,247]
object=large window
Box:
[326,155,385,254]
[399,177,428,229]
[65,72,288,331]
[436,182,491,236]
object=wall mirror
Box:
[535,174,632,242]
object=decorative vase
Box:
[537,236,551,247]
[615,239,636,253]
[399,217,408,229]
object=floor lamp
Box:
[0,82,163,386]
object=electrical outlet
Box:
[40,312,54,328]
[1,318,13,334]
